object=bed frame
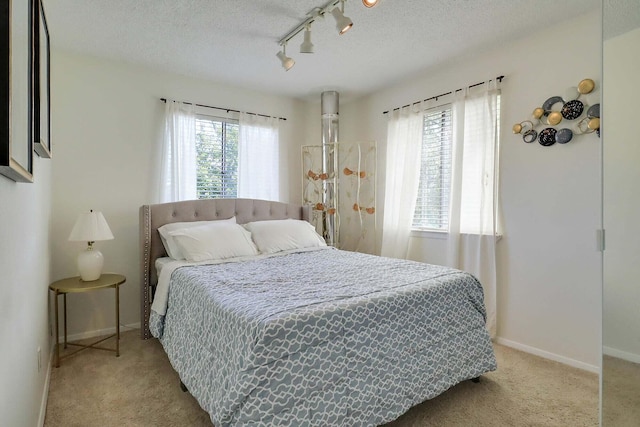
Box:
[139,198,310,339]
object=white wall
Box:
[50,51,310,336]
[337,12,602,369]
[603,27,640,361]
[0,158,52,425]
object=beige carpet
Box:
[44,330,599,427]
[602,355,640,426]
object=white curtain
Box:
[157,101,197,203]
[238,113,280,201]
[380,106,424,259]
[447,82,500,337]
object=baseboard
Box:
[495,337,600,374]
[38,345,55,427]
[57,322,141,343]
[603,346,640,364]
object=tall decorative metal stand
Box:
[302,91,376,252]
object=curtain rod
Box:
[160,98,287,121]
[382,75,504,115]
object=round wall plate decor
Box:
[556,128,573,144]
[578,78,595,94]
[561,100,584,120]
[538,128,557,146]
[523,129,538,143]
[542,96,564,112]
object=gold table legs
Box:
[53,284,121,368]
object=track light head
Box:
[362,0,379,7]
[299,26,314,54]
[276,46,295,71]
[331,5,353,35]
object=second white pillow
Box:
[244,219,327,254]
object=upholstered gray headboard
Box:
[139,198,310,339]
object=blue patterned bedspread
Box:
[150,248,496,426]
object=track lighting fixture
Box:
[299,25,314,54]
[277,0,376,71]
[276,44,295,71]
[331,2,353,35]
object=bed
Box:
[140,198,496,426]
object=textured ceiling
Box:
[46,0,602,102]
[604,0,640,40]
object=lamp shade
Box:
[299,28,314,54]
[276,51,295,71]
[68,211,114,242]
[331,7,353,35]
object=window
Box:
[412,105,453,231]
[412,94,501,233]
[195,116,239,199]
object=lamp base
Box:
[77,248,104,281]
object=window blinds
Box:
[195,116,239,199]
[412,105,453,230]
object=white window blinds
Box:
[412,105,453,230]
[195,116,239,199]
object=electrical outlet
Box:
[37,347,41,373]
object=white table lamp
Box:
[68,210,114,281]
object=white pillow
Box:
[168,223,258,262]
[158,217,236,259]
[244,219,326,254]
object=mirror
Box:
[602,0,640,424]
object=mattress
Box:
[150,248,496,426]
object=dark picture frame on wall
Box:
[33,0,50,158]
[1,0,35,182]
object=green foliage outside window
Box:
[196,118,239,199]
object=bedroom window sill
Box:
[411,229,503,242]
[411,229,448,240]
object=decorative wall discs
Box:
[587,103,600,118]
[512,120,534,135]
[547,111,563,126]
[542,96,564,112]
[578,78,595,94]
[577,116,599,134]
[523,129,538,143]
[539,128,557,146]
[513,78,599,147]
[561,100,584,120]
[556,128,573,144]
[533,108,545,119]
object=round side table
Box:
[49,273,126,367]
